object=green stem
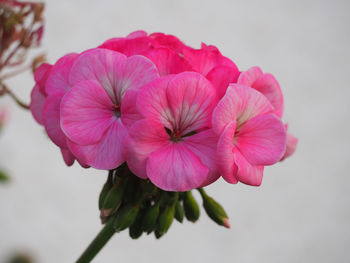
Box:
[76,218,115,263]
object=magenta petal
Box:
[67,120,127,170]
[126,119,169,179]
[233,148,264,186]
[147,143,209,191]
[60,80,115,145]
[237,66,263,87]
[121,89,143,128]
[143,47,190,76]
[34,63,52,94]
[30,84,46,125]
[216,121,238,184]
[236,114,286,165]
[127,30,148,39]
[99,37,151,56]
[60,148,75,166]
[45,53,78,95]
[212,84,274,135]
[183,129,220,187]
[166,72,218,134]
[43,92,67,148]
[206,66,240,99]
[252,73,284,118]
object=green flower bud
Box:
[113,204,140,232]
[142,201,160,233]
[129,212,144,239]
[183,191,200,222]
[198,188,230,228]
[98,171,114,209]
[174,200,184,223]
[102,179,125,217]
[156,203,175,236]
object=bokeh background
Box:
[1,0,349,262]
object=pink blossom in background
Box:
[212,85,286,186]
[0,107,9,129]
[126,72,220,191]
[60,48,159,169]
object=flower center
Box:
[165,127,197,142]
[112,104,121,118]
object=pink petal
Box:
[149,33,187,54]
[237,66,263,87]
[238,67,284,118]
[216,121,238,184]
[143,47,190,76]
[34,63,52,94]
[99,36,151,56]
[125,119,169,179]
[183,46,238,76]
[212,84,274,135]
[120,89,143,128]
[166,72,218,134]
[236,114,287,165]
[280,131,298,161]
[45,53,78,95]
[136,75,175,128]
[183,129,220,187]
[43,92,67,148]
[252,73,284,118]
[206,66,240,99]
[67,120,127,170]
[233,148,264,186]
[30,84,46,125]
[60,80,115,145]
[60,148,75,166]
[127,30,148,39]
[147,142,209,191]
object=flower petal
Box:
[216,121,238,184]
[121,89,143,128]
[30,84,46,125]
[99,36,151,56]
[166,72,218,134]
[233,148,264,186]
[45,53,78,95]
[126,119,169,179]
[237,66,263,87]
[34,63,52,94]
[147,142,209,191]
[236,114,286,165]
[43,92,67,148]
[206,66,240,99]
[183,129,220,186]
[60,80,115,145]
[280,130,298,161]
[60,148,75,166]
[67,120,127,170]
[212,84,273,135]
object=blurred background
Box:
[0,0,349,262]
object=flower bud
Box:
[102,178,124,217]
[113,204,140,232]
[129,212,144,239]
[98,171,114,209]
[198,188,230,228]
[183,191,200,222]
[156,203,175,237]
[142,201,160,233]
[174,200,184,223]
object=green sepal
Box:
[113,204,140,232]
[102,179,125,216]
[156,202,175,236]
[98,171,114,209]
[174,200,184,223]
[142,200,160,233]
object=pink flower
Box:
[280,124,298,161]
[60,48,159,169]
[125,72,220,191]
[212,84,286,186]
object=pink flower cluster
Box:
[30,30,297,191]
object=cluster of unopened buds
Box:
[30,30,298,239]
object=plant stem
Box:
[76,218,116,263]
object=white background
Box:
[0,0,349,262]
